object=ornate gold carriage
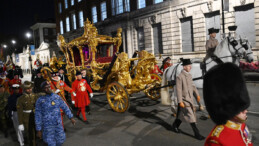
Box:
[57,19,161,112]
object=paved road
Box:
[1,83,258,146]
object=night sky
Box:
[0,0,55,53]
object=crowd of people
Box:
[0,62,94,146]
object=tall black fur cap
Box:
[203,63,250,125]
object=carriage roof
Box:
[57,19,122,69]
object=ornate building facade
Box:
[55,0,259,63]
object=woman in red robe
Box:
[72,71,93,122]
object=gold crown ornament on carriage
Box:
[50,19,162,113]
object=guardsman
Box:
[49,72,75,127]
[203,63,253,146]
[72,71,93,123]
[204,27,219,61]
[151,64,163,75]
[171,59,205,140]
[0,84,9,137]
[9,71,22,94]
[35,81,76,146]
[49,72,75,100]
[17,81,38,146]
[160,57,172,72]
[33,68,45,93]
[81,69,91,114]
[7,84,24,146]
[0,72,10,93]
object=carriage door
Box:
[181,17,194,52]
[235,4,255,47]
[205,11,221,41]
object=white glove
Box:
[73,92,76,96]
[18,124,24,131]
[72,101,75,104]
[55,89,60,94]
[90,93,93,98]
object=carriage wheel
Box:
[106,82,129,113]
[145,74,162,100]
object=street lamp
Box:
[11,40,16,45]
[3,45,7,48]
[26,32,31,44]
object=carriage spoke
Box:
[109,89,116,95]
[112,86,117,93]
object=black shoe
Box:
[87,112,91,115]
[172,125,180,133]
[195,134,205,140]
[84,121,90,124]
[64,128,67,132]
[76,115,80,118]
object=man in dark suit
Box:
[58,67,70,86]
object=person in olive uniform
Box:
[204,27,219,61]
[17,81,38,146]
[0,84,10,137]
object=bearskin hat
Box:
[203,63,250,125]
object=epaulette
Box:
[211,125,224,138]
[208,139,219,144]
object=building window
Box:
[78,0,81,2]
[72,13,77,30]
[111,0,130,16]
[101,2,107,21]
[205,11,221,41]
[152,23,163,54]
[58,3,62,13]
[71,0,74,6]
[235,4,255,47]
[44,28,48,36]
[79,11,84,27]
[138,0,146,9]
[64,0,68,9]
[53,29,56,35]
[60,21,64,34]
[137,27,145,51]
[181,17,194,52]
[154,0,163,4]
[66,17,70,32]
[92,6,97,23]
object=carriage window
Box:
[72,47,81,66]
[82,46,90,61]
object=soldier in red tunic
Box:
[203,63,253,146]
[49,72,75,99]
[9,72,22,94]
[72,71,93,123]
[49,72,75,127]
